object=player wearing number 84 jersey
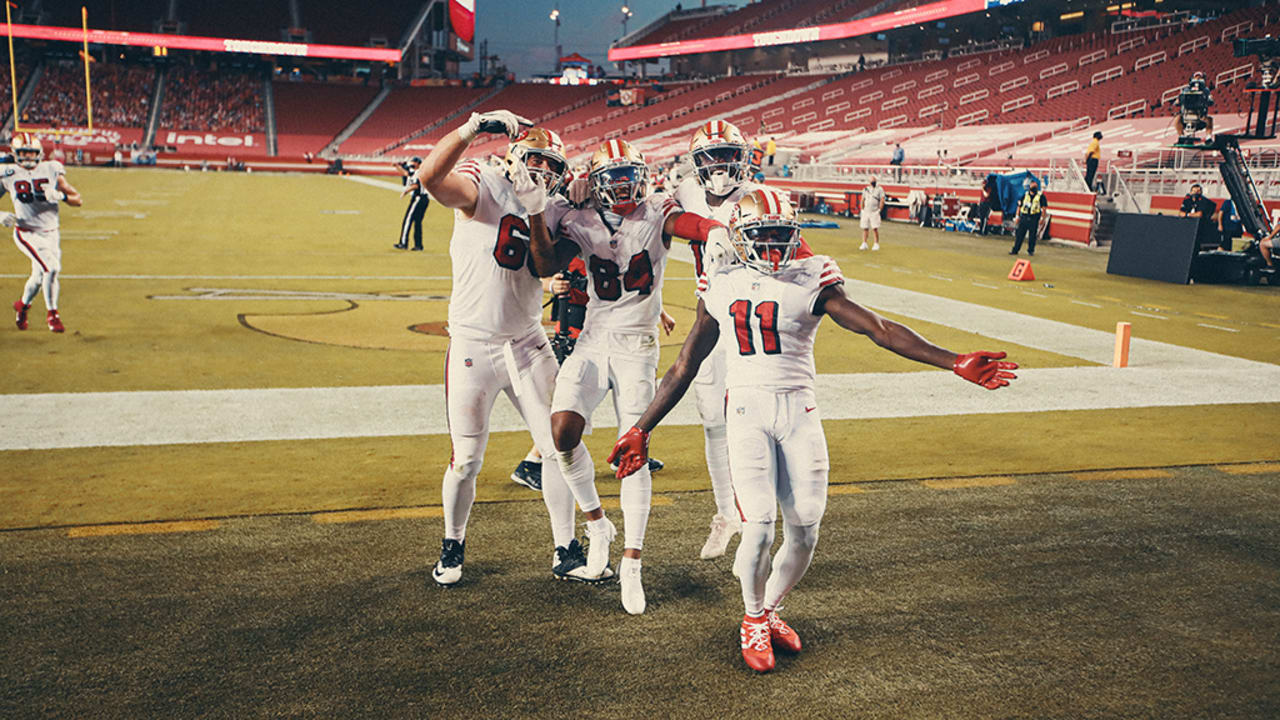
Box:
[529,138,733,614]
[609,187,1019,671]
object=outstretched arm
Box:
[416,110,531,217]
[817,284,1017,388]
[55,176,82,207]
[608,299,721,477]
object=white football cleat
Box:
[872,243,880,251]
[700,513,741,560]
[619,556,646,615]
[584,515,616,579]
[858,242,869,251]
[432,538,464,586]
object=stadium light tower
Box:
[621,5,634,35]
[551,5,561,73]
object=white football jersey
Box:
[1,161,65,231]
[700,255,844,392]
[552,193,677,336]
[447,161,568,342]
[673,176,761,280]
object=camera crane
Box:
[1173,37,1280,283]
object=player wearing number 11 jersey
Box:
[609,187,1019,670]
[4,133,83,333]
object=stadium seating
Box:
[24,61,154,129]
[159,65,264,133]
[273,81,381,156]
[336,86,490,156]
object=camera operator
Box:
[1179,183,1218,250]
[1175,71,1215,144]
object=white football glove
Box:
[509,159,547,216]
[704,226,735,272]
[0,212,15,228]
[43,188,65,203]
[458,110,532,142]
[566,175,591,207]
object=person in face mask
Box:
[1179,183,1218,250]
[859,177,886,251]
[1010,179,1048,256]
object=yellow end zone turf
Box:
[2,403,1275,530]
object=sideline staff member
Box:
[1009,180,1047,256]
[394,156,429,250]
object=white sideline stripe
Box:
[343,175,409,192]
[1,366,1278,451]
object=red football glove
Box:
[607,426,650,479]
[953,351,1018,390]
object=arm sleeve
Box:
[807,258,846,315]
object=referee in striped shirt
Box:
[394,157,429,251]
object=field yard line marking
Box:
[971,282,1000,289]
[1196,323,1240,333]
[922,476,1015,489]
[839,278,1272,370]
[1131,311,1167,320]
[341,175,409,192]
[928,274,954,281]
[1214,462,1280,475]
[1071,469,1174,481]
[3,365,1279,451]
[0,274,453,281]
[313,507,443,524]
[66,520,220,538]
[1194,312,1230,320]
[1071,300,1102,308]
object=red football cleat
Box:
[13,300,28,330]
[740,614,775,673]
[767,610,802,653]
[46,310,64,333]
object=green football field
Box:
[0,167,1277,529]
[2,168,1279,718]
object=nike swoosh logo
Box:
[805,406,816,413]
[536,343,548,351]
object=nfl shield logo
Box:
[464,358,473,368]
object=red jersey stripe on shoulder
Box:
[819,276,844,288]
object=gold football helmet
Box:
[12,132,42,170]
[504,127,568,195]
[589,138,649,214]
[729,188,801,274]
[689,120,749,197]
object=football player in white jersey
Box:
[415,110,600,587]
[3,133,82,333]
[609,188,1018,671]
[673,120,822,561]
[526,139,733,614]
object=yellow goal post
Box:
[7,4,93,136]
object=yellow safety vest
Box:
[1019,191,1044,215]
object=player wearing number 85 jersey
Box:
[3,133,83,333]
[415,110,590,588]
[528,138,734,614]
[609,188,1019,671]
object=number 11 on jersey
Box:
[729,299,781,355]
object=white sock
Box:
[539,454,575,548]
[736,520,775,617]
[43,270,58,310]
[441,466,475,542]
[22,273,40,306]
[703,423,737,519]
[555,442,601,514]
[524,447,542,463]
[620,464,652,550]
[763,521,820,611]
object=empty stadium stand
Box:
[336,86,490,156]
[273,81,381,157]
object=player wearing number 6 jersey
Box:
[4,133,82,333]
[527,138,732,614]
[416,110,591,588]
[608,188,1018,670]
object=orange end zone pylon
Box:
[1113,321,1131,368]
[1007,258,1035,281]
